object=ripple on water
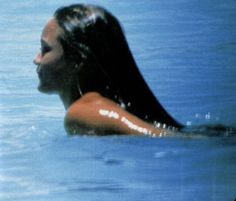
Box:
[67,180,126,193]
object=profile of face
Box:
[33,19,72,94]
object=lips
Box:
[36,66,43,79]
[36,65,41,73]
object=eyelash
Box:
[41,46,51,55]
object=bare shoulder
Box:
[64,92,118,135]
[67,92,115,116]
[65,92,102,123]
[64,92,165,136]
[77,92,103,104]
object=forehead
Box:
[41,18,63,43]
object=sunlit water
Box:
[0,0,236,201]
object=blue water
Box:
[0,0,236,201]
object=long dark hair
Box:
[54,4,182,128]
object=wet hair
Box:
[54,4,182,128]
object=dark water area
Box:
[0,0,236,200]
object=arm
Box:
[64,92,167,136]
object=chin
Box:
[37,83,57,94]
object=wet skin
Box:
[34,19,168,136]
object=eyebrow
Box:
[41,39,48,46]
[41,39,54,50]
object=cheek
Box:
[40,51,66,74]
[43,52,63,67]
[38,54,67,85]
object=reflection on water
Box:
[0,0,236,201]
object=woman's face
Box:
[34,18,71,94]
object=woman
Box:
[33,4,182,136]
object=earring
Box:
[77,84,83,97]
[74,64,83,96]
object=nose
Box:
[33,52,42,65]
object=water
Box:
[0,0,236,200]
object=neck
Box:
[59,84,80,110]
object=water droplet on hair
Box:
[120,102,126,109]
